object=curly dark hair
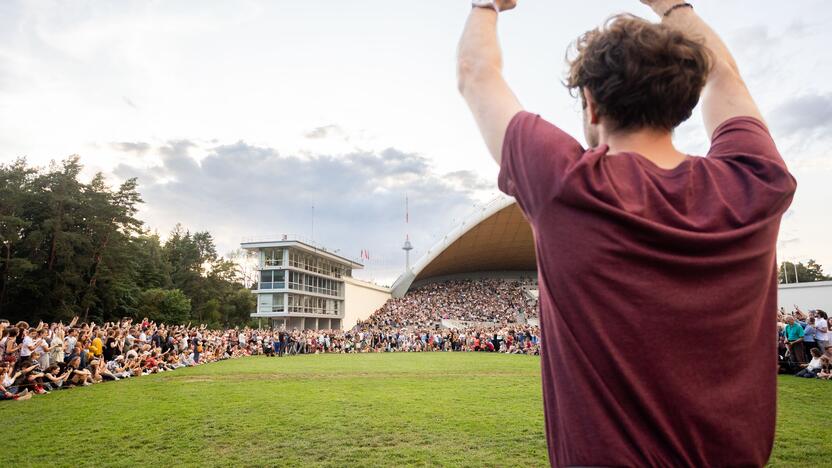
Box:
[566,14,712,132]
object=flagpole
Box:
[793,259,799,283]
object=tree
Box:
[0,157,255,327]
[137,288,191,325]
[0,159,36,315]
[78,174,143,320]
[779,260,832,284]
[132,232,171,290]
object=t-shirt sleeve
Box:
[498,111,584,219]
[705,116,797,213]
[707,117,784,166]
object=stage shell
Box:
[390,196,537,298]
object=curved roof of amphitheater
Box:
[391,196,535,297]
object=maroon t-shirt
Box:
[498,112,796,467]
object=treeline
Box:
[0,157,254,326]
[779,260,832,284]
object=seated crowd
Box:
[0,315,541,402]
[0,317,266,401]
[267,325,541,356]
[3,284,826,404]
[778,307,832,380]
[359,278,538,330]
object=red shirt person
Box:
[458,1,796,467]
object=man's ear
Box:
[582,88,600,125]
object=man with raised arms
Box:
[458,1,796,466]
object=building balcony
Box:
[252,284,343,300]
[252,310,344,318]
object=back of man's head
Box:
[567,14,711,134]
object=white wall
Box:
[343,277,391,329]
[778,281,832,312]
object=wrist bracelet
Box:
[472,0,499,13]
[664,2,693,17]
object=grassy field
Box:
[1,353,828,467]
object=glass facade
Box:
[287,270,340,297]
[263,248,284,267]
[253,245,351,319]
[288,249,345,278]
[286,294,339,315]
[259,270,285,289]
[257,293,285,313]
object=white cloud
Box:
[112,140,495,284]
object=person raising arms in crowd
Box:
[458,0,796,466]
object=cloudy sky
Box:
[1,0,830,284]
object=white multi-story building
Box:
[243,239,364,330]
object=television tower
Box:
[402,235,413,271]
[402,194,413,271]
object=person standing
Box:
[18,328,34,368]
[49,327,65,366]
[784,316,806,366]
[802,317,818,361]
[64,328,78,361]
[458,0,796,465]
[814,310,830,353]
[31,329,50,369]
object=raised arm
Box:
[457,1,523,164]
[643,1,764,138]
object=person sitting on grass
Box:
[43,365,70,391]
[162,352,177,370]
[106,355,133,379]
[795,348,823,378]
[19,353,50,394]
[143,351,162,374]
[64,356,93,387]
[0,382,30,401]
[0,362,24,396]
[125,355,142,377]
[96,357,123,381]
[817,357,832,381]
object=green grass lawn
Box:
[1,353,828,467]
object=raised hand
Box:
[475,0,517,12]
[639,0,676,15]
[494,0,517,11]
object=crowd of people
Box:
[268,325,541,356]
[0,289,541,402]
[778,307,832,380]
[0,317,266,401]
[5,276,825,404]
[358,278,538,330]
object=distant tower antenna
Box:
[402,194,413,271]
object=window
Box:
[285,294,341,315]
[286,270,339,296]
[264,248,284,267]
[259,270,285,289]
[287,249,345,278]
[271,294,284,313]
